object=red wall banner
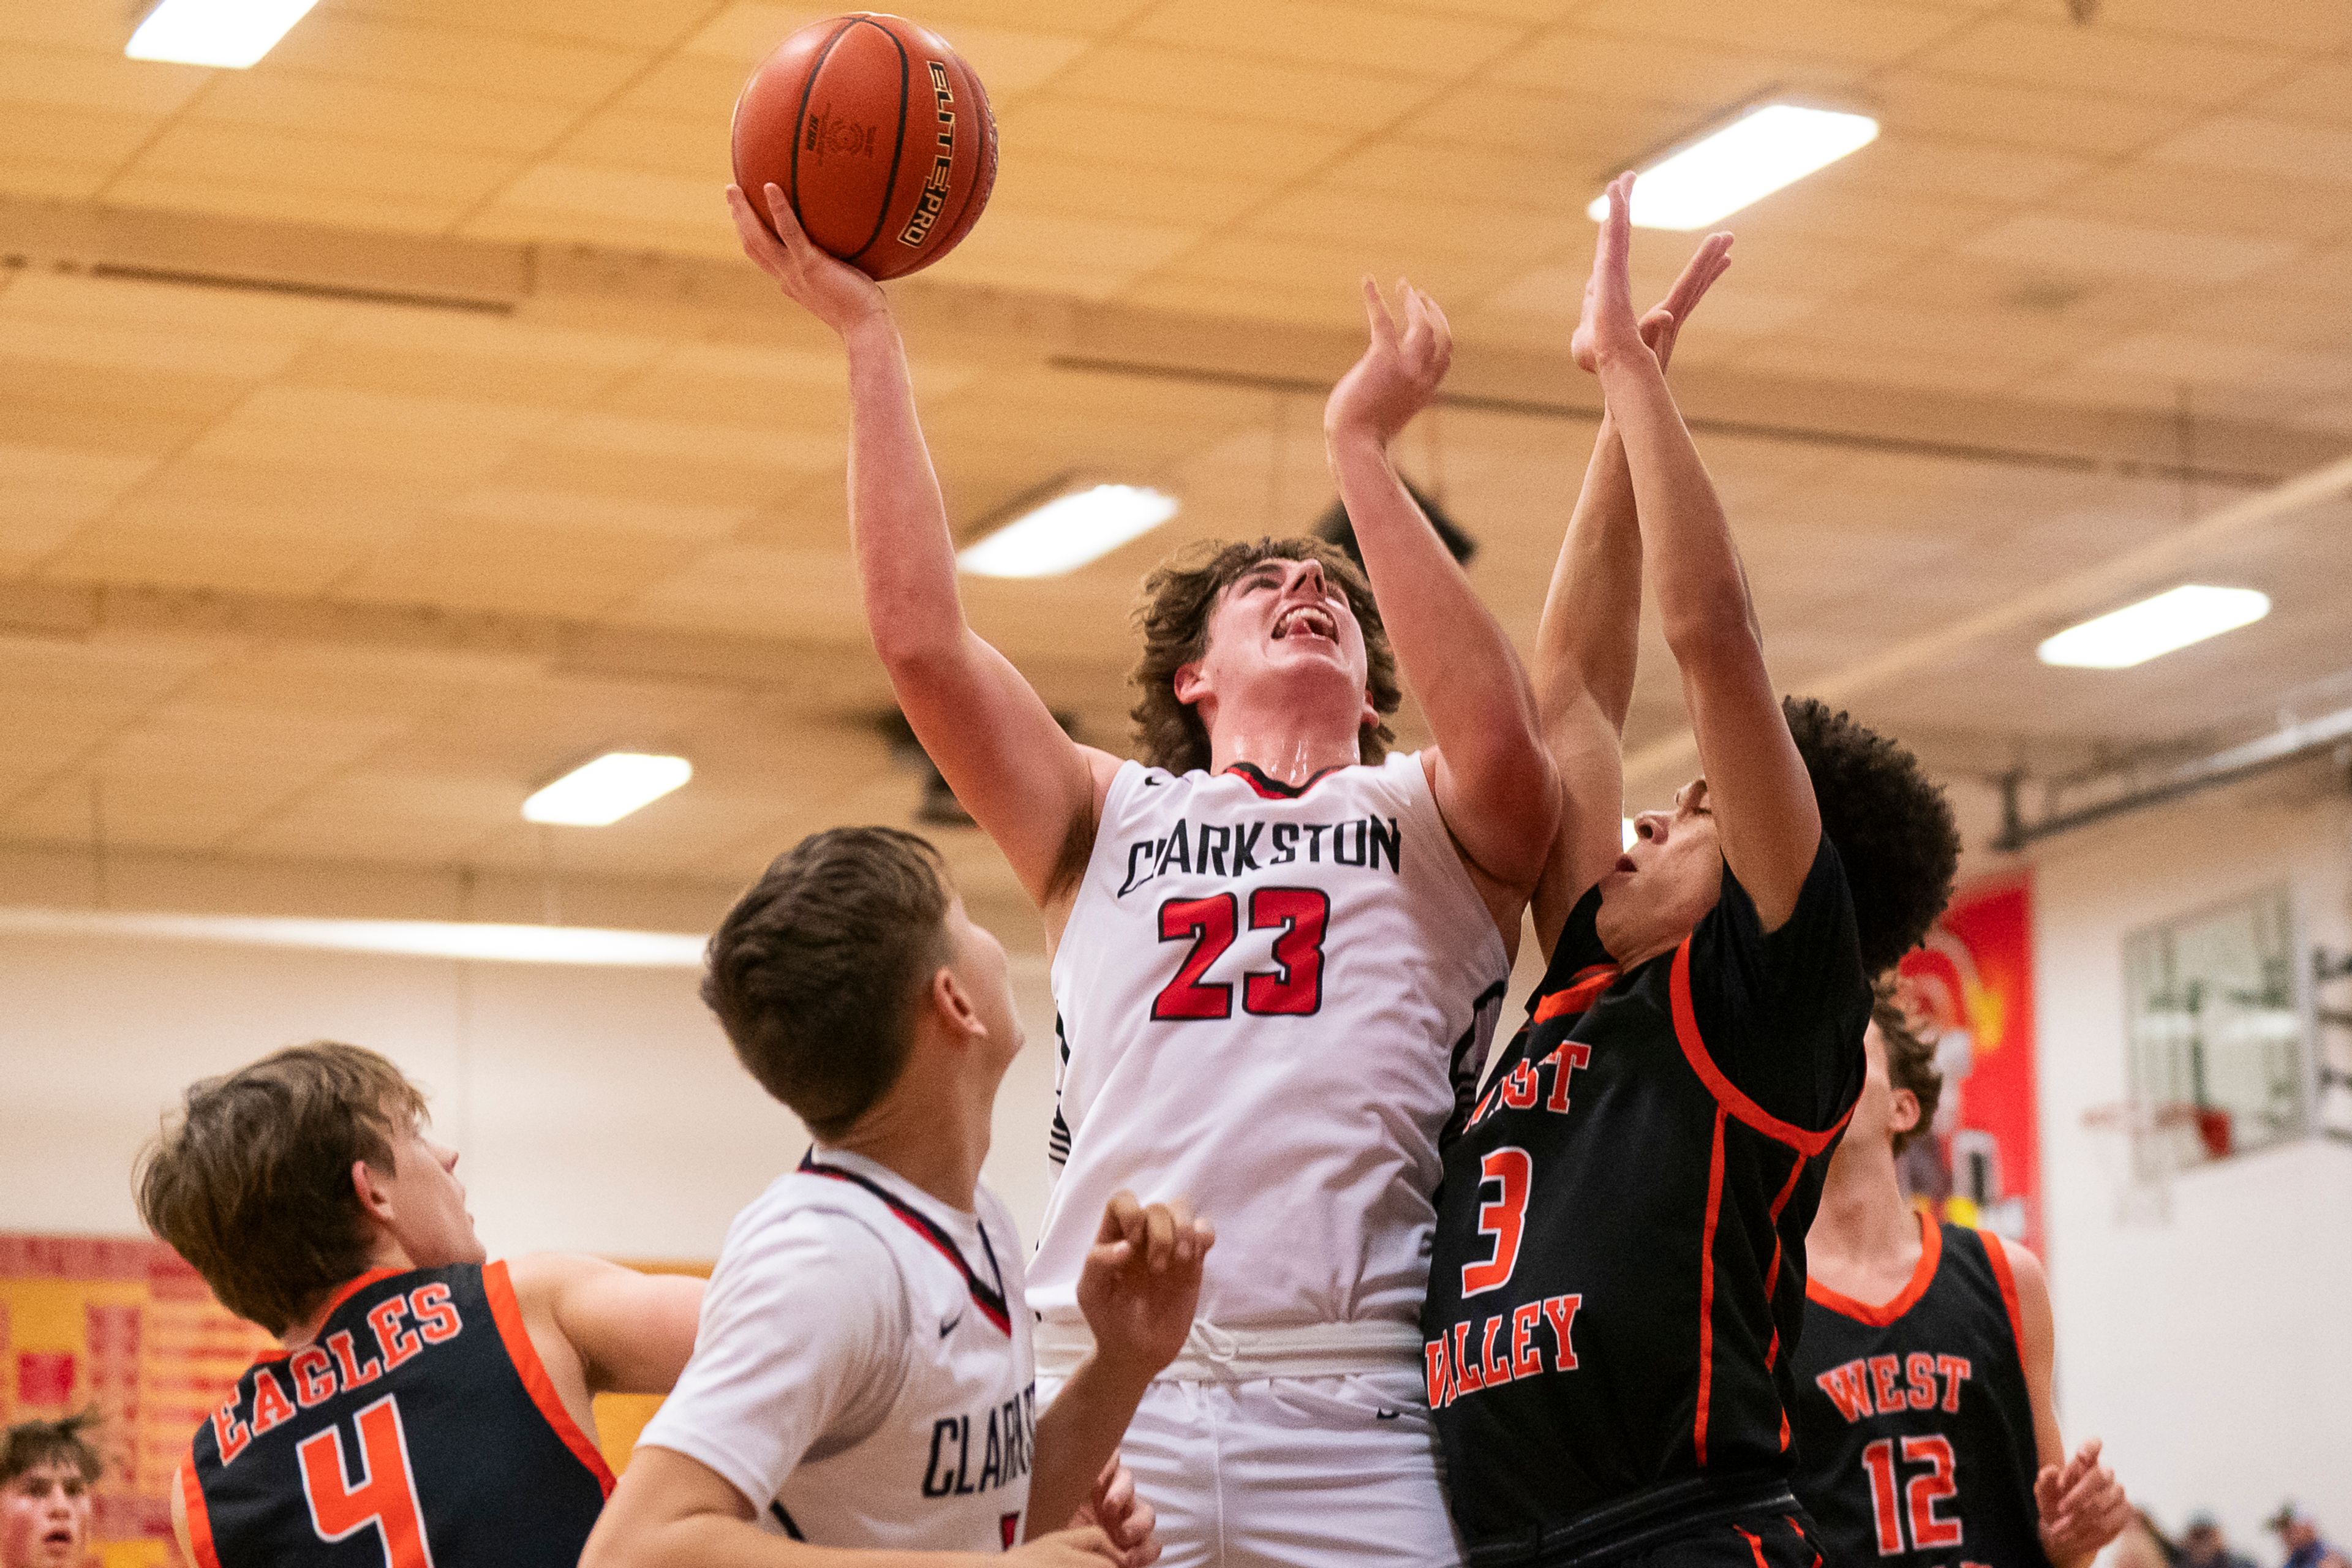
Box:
[1894,873,2044,1256]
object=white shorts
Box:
[1040,1363,1464,1568]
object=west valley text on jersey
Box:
[1116,815,1404,897]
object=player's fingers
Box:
[1120,1498,1155,1546]
[1422,289,1453,374]
[1144,1203,1177,1270]
[2033,1464,2065,1511]
[1360,275,1396,349]
[761,183,815,252]
[1101,1189,1144,1245]
[1397,279,1429,362]
[1088,1239,1134,1271]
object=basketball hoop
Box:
[2079,1100,2229,1224]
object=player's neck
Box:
[1811,1137,1921,1281]
[280,1237,418,1349]
[830,1065,992,1215]
[1205,704,1362,785]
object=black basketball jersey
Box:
[1792,1217,2050,1568]
[1424,840,1870,1563]
[181,1262,612,1568]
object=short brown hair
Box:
[702,826,952,1140]
[137,1043,426,1335]
[0,1412,101,1488]
[1874,986,1943,1155]
[1129,537,1401,776]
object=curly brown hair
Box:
[1129,537,1401,775]
[1782,696,1961,976]
[1874,982,1944,1155]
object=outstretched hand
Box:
[1076,1191,1213,1383]
[2034,1438,2132,1567]
[1324,277,1455,448]
[1640,230,1733,374]
[725,181,889,337]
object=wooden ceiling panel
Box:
[544,111,723,182]
[96,172,477,236]
[333,521,720,619]
[991,155,1275,232]
[0,99,165,171]
[2106,0,2352,52]
[1000,96,1353,181]
[2241,61,2352,129]
[1129,0,1523,78]
[2051,160,2352,246]
[0,43,207,118]
[1864,67,2198,157]
[259,13,651,107]
[938,209,1208,301]
[1909,17,2294,107]
[1578,0,1972,67]
[1487,30,1825,111]
[2148,115,2352,190]
[333,0,712,52]
[1838,132,2097,208]
[191,70,579,157]
[1045,43,1421,134]
[1963,214,2300,287]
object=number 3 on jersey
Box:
[298,1395,433,1567]
[1152,889,1329,1020]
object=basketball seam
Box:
[847,17,912,270]
[787,18,859,225]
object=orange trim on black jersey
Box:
[179,1453,224,1568]
[255,1267,410,1364]
[1978,1228,2027,1354]
[482,1261,618,1496]
[1694,1106,1728,1467]
[1532,964,1619,1024]
[1806,1209,1943,1327]
[1223,760,1344,800]
[1668,938,1852,1157]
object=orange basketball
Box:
[730,13,998,282]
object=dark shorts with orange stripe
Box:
[1626,1509,1825,1568]
[1424,839,1869,1559]
[183,1262,611,1568]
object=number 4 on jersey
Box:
[298,1394,435,1567]
[1152,889,1329,1020]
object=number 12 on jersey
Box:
[1152,888,1329,1020]
[298,1395,434,1567]
[1861,1433,1962,1556]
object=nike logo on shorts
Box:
[939,1311,964,1338]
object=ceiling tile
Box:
[2149,115,2352,188]
[1046,43,1422,133]
[1578,0,1971,65]
[194,71,579,157]
[260,14,649,107]
[0,45,208,117]
[1866,66,2198,156]
[1131,0,1523,78]
[1964,214,2299,285]
[1909,17,2294,107]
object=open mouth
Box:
[1272,605,1338,644]
[1612,855,1637,876]
[42,1528,74,1548]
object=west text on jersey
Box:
[921,1386,1035,1499]
[211,1283,463,1464]
[1814,1352,1973,1423]
[1116,815,1403,897]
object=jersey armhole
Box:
[1667,938,1850,1156]
[1977,1230,2029,1354]
[179,1450,225,1568]
[483,1260,619,1496]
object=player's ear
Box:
[927,963,984,1042]
[1888,1087,1921,1139]
[1172,660,1208,707]
[350,1158,397,1226]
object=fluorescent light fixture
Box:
[1588,104,1879,231]
[2037,585,2271,669]
[126,0,323,67]
[523,753,692,826]
[958,484,1178,579]
[0,908,705,967]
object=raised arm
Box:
[728,186,1120,913]
[1574,176,1817,928]
[1531,237,1732,954]
[1323,281,1558,899]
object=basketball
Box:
[730,12,998,282]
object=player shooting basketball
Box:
[727,176,1559,1568]
[1421,173,1962,1567]
[1793,1001,2131,1568]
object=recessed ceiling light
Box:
[958,484,1179,578]
[126,0,323,67]
[1587,104,1879,232]
[523,753,692,826]
[2037,585,2271,669]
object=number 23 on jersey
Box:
[1152,888,1329,1020]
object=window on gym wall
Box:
[2123,885,2307,1167]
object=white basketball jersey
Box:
[1033,752,1509,1332]
[641,1150,1035,1551]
